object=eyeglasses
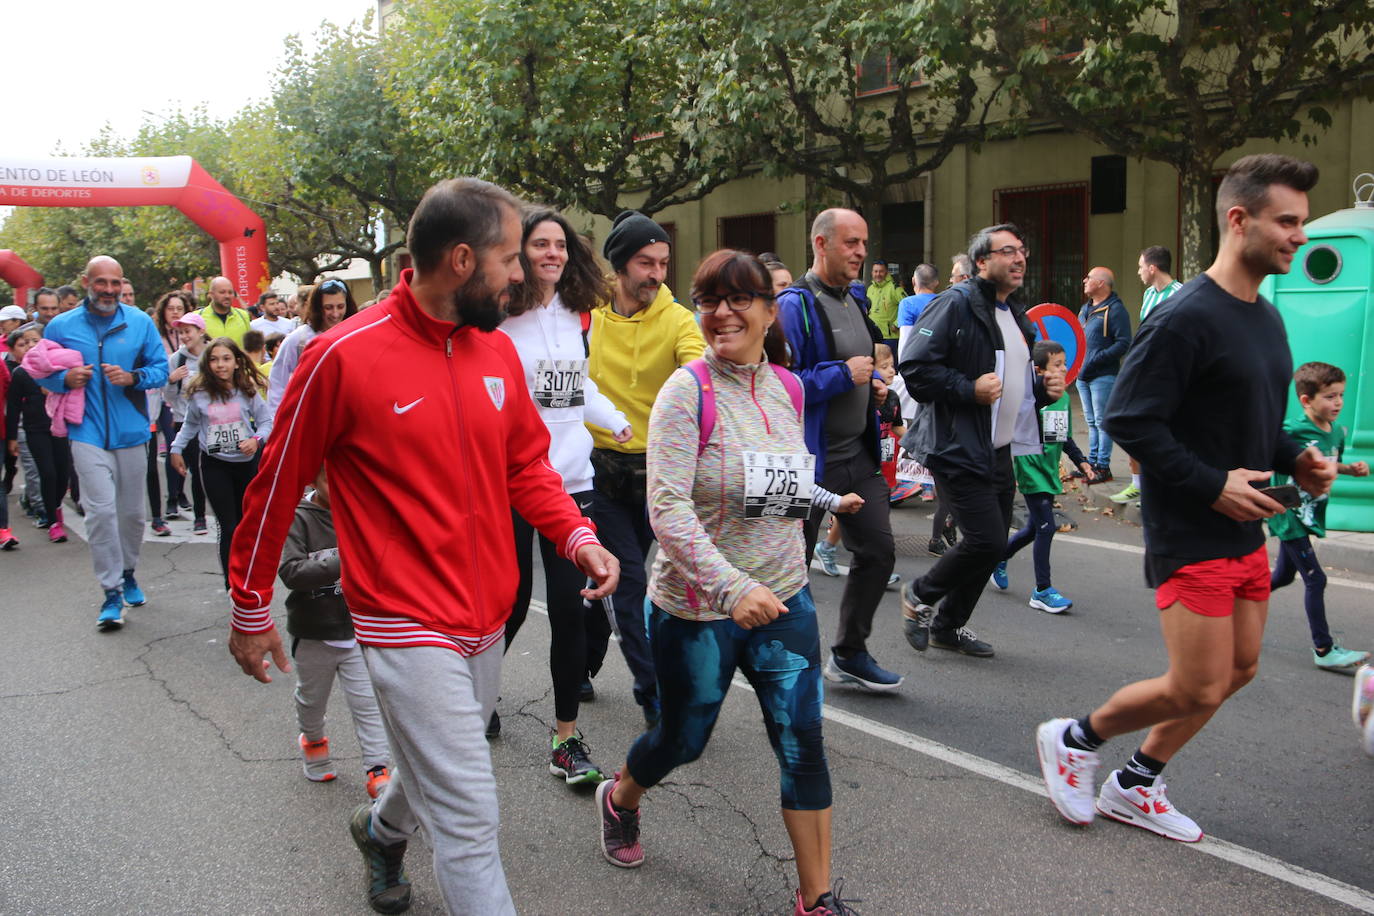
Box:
[319,279,347,293]
[692,291,771,313]
[989,245,1030,258]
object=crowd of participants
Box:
[2,153,1372,916]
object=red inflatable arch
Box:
[0,249,43,311]
[0,155,269,304]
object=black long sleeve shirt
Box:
[1102,274,1302,586]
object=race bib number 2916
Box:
[742,451,815,519]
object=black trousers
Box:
[803,451,895,656]
[200,452,260,588]
[24,427,71,527]
[505,490,611,723]
[913,446,1015,633]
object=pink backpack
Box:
[683,359,803,455]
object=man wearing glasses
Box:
[779,207,903,692]
[899,224,1065,659]
[196,275,253,346]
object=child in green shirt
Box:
[1268,361,1370,670]
[991,341,1096,613]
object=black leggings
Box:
[200,451,260,588]
[24,427,70,528]
[160,404,185,508]
[178,425,206,520]
[505,489,610,723]
[145,435,162,520]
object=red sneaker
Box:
[299,734,336,782]
[366,765,391,799]
[0,528,18,550]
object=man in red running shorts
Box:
[1035,154,1336,842]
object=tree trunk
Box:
[369,257,386,301]
[1178,162,1217,280]
[858,189,885,276]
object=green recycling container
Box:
[1261,179,1374,532]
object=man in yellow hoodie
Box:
[588,210,705,725]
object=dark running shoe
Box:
[485,710,501,739]
[349,803,411,914]
[1087,467,1113,484]
[794,879,863,915]
[824,650,903,691]
[596,775,644,868]
[901,583,934,652]
[929,626,994,657]
[579,679,596,702]
[927,537,947,557]
[550,734,604,785]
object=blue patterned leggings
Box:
[626,586,831,810]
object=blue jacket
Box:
[37,302,169,450]
[777,275,883,479]
[1078,292,1132,381]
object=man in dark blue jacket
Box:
[38,256,169,630]
[779,207,902,692]
[899,224,1064,659]
[1077,267,1132,480]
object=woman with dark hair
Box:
[496,207,630,779]
[595,250,861,916]
[154,291,196,520]
[266,279,357,415]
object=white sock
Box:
[1132,474,1141,488]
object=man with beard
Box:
[251,291,296,336]
[780,208,902,691]
[586,210,704,726]
[900,223,1064,660]
[227,178,619,915]
[196,276,252,346]
[1036,154,1333,843]
[36,256,169,629]
[32,287,60,326]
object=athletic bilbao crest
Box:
[484,376,506,411]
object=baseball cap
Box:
[173,313,207,331]
[0,305,28,321]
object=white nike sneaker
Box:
[1035,718,1099,825]
[1095,770,1203,842]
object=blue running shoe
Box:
[122,570,147,607]
[1029,587,1073,614]
[97,589,125,631]
[990,562,1009,590]
[814,541,840,577]
[824,650,903,691]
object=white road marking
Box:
[528,597,1374,911]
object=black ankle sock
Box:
[1316,645,1331,657]
[1063,715,1104,752]
[1117,749,1167,790]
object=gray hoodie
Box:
[279,496,354,641]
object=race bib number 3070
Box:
[532,359,586,409]
[742,451,815,519]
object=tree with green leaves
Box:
[987,0,1374,277]
[386,0,748,220]
[275,17,430,290]
[699,0,1008,260]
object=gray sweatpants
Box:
[17,428,45,516]
[292,639,389,769]
[71,441,145,591]
[362,643,513,916]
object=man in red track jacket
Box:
[227,178,619,915]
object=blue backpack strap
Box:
[685,359,715,455]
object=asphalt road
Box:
[2,488,1371,915]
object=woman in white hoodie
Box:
[498,207,631,785]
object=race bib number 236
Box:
[742,451,815,519]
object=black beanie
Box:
[602,210,670,272]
